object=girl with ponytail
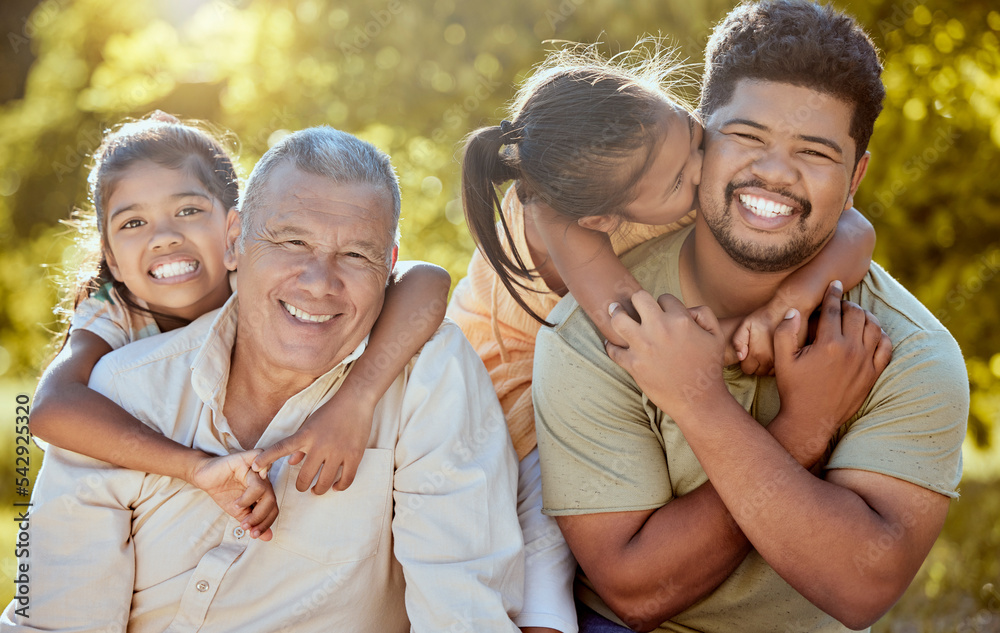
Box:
[447,42,876,633]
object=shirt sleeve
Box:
[391,321,524,633]
[1,362,143,631]
[826,328,969,497]
[533,307,673,515]
[69,294,131,350]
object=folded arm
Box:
[606,285,957,630]
[30,330,278,536]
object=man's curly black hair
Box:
[700,0,886,168]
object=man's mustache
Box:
[724,178,812,218]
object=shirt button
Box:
[196,580,210,592]
[233,526,246,539]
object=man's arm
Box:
[662,392,949,628]
[391,322,523,632]
[540,369,844,631]
[605,288,965,629]
[534,311,754,631]
[1,363,141,631]
[535,286,898,631]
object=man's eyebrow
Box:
[721,118,769,131]
[350,238,387,256]
[266,224,384,254]
[798,134,843,156]
[721,118,843,156]
[267,223,312,239]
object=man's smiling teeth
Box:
[740,194,794,218]
[281,301,334,323]
[150,261,198,279]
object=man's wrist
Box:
[767,411,834,469]
[667,382,737,429]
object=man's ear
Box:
[224,208,241,271]
[844,151,871,210]
[577,215,619,234]
[390,245,398,272]
[105,245,123,282]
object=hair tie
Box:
[499,120,517,145]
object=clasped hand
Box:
[605,291,729,419]
[605,282,892,429]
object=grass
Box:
[1,378,998,628]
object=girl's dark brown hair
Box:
[461,40,695,324]
[60,111,239,343]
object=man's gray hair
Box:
[238,126,401,258]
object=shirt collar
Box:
[190,292,369,418]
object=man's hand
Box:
[772,281,893,464]
[188,450,278,540]
[605,290,730,418]
[252,394,373,494]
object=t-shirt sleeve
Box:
[826,328,968,497]
[533,308,673,515]
[70,294,131,350]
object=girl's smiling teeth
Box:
[150,260,199,279]
[281,300,335,323]
[739,194,794,218]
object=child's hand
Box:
[733,299,808,376]
[773,282,892,450]
[605,290,729,419]
[188,449,278,540]
[252,395,373,494]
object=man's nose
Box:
[749,147,798,188]
[297,256,347,296]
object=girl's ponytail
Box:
[461,123,549,325]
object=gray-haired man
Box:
[2,127,524,632]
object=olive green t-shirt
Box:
[533,226,968,633]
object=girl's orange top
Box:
[447,186,693,459]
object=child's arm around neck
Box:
[526,199,642,348]
[250,260,451,494]
[30,329,279,538]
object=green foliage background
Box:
[0,0,998,629]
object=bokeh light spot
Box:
[934,31,954,54]
[444,24,466,45]
[267,129,291,148]
[445,199,464,225]
[0,171,21,197]
[328,9,349,29]
[903,98,927,121]
[421,176,443,197]
[375,46,401,70]
[990,353,1000,380]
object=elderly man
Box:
[534,2,968,632]
[2,127,523,632]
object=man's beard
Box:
[702,179,833,273]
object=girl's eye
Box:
[177,207,202,217]
[121,219,145,230]
[672,170,685,193]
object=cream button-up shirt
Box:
[2,297,524,632]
